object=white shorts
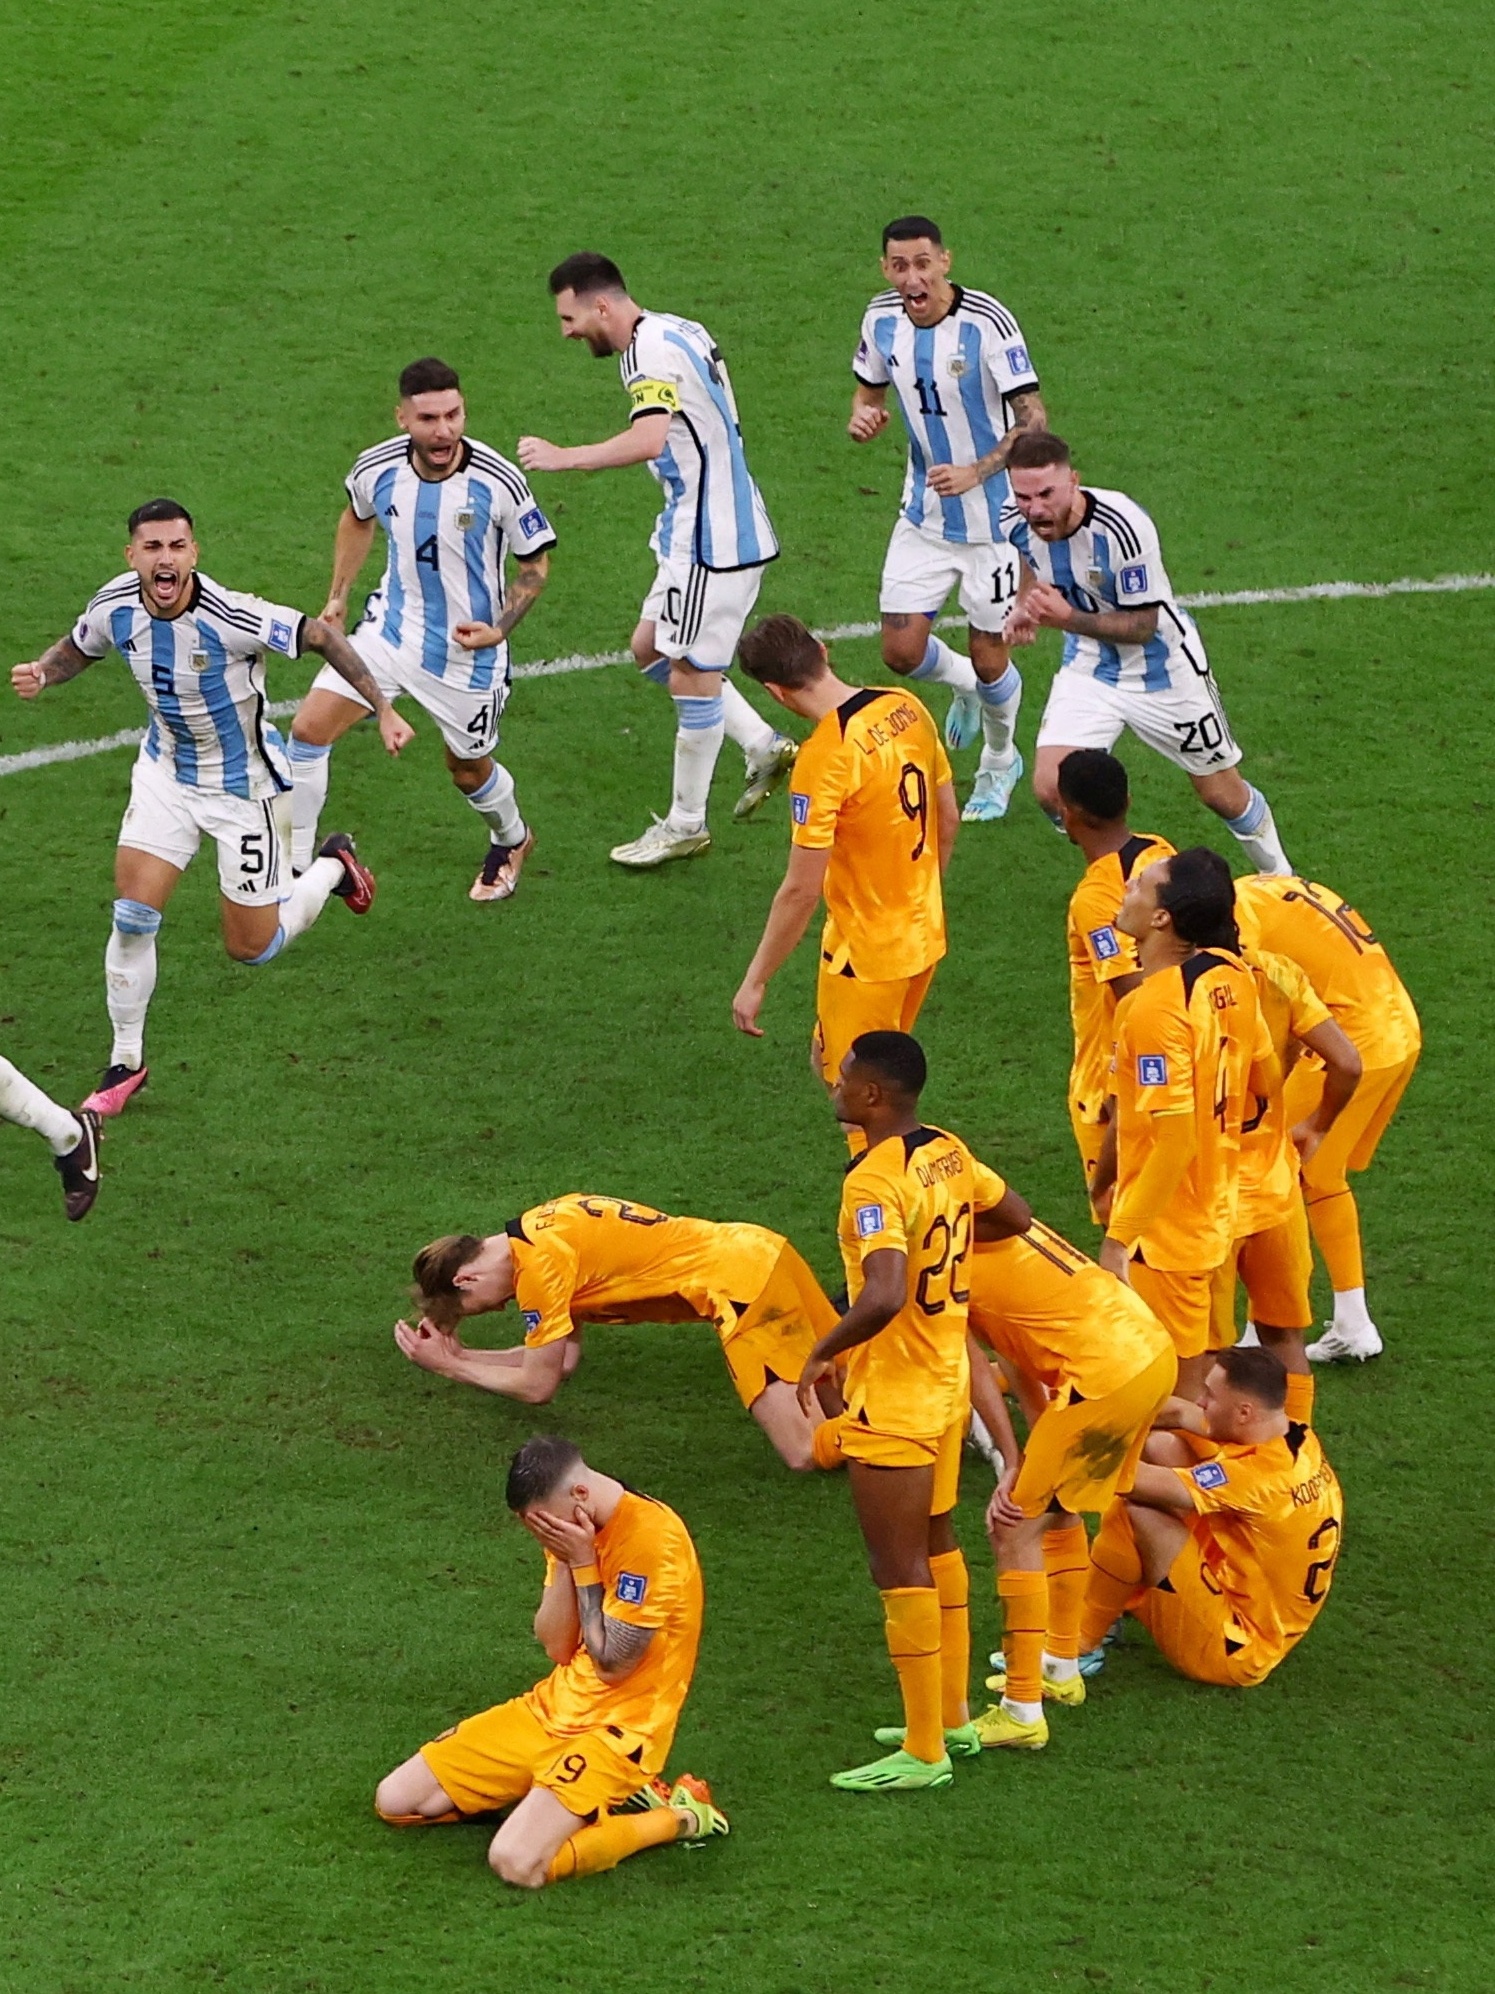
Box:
[640,557,765,672]
[118,751,292,906]
[879,517,1024,633]
[310,626,508,760]
[1036,665,1243,774]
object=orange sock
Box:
[546,1806,678,1882]
[1079,1502,1144,1651]
[996,1568,1047,1705]
[1042,1521,1091,1661]
[881,1587,944,1762]
[1284,1370,1316,1425]
[928,1548,970,1727]
[1306,1186,1364,1290]
[810,1414,847,1472]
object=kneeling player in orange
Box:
[964,1213,1176,1750]
[798,1032,1008,1791]
[397,1195,838,1470]
[1078,1346,1342,1687]
[375,1434,726,1886]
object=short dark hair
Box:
[548,251,627,298]
[1157,846,1239,951]
[737,614,825,688]
[506,1434,585,1512]
[399,356,460,400]
[1057,748,1129,823]
[1006,429,1072,473]
[882,215,942,249]
[849,1030,926,1099]
[1214,1344,1288,1411]
[128,498,193,535]
[411,1232,483,1327]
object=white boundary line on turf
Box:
[2,570,1492,781]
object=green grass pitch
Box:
[1,0,1492,1987]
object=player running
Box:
[731,617,956,1136]
[849,216,1045,822]
[396,1193,838,1470]
[1000,432,1292,874]
[376,1434,727,1886]
[10,501,401,1115]
[288,357,555,904]
[518,252,795,867]
[1234,872,1421,1361]
[1078,1346,1343,1688]
[0,1058,101,1220]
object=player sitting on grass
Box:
[0,1056,101,1221]
[396,1193,839,1470]
[375,1434,726,1887]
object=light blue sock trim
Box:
[244,927,286,965]
[1224,784,1268,836]
[468,770,500,806]
[641,658,672,687]
[674,694,724,731]
[289,737,332,764]
[113,898,163,937]
[976,663,1022,706]
[909,635,942,681]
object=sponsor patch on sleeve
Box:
[855,1203,886,1239]
[1137,1053,1169,1087]
[517,506,550,539]
[1088,924,1122,961]
[790,791,810,825]
[1190,1462,1228,1491]
[628,377,680,417]
[1005,342,1032,376]
[1119,562,1150,598]
[268,618,296,653]
[615,1571,648,1605]
[521,1309,542,1333]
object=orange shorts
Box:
[1211,1201,1314,1343]
[1284,1050,1419,1192]
[1129,1260,1217,1360]
[420,1696,648,1821]
[1133,1542,1277,1689]
[1011,1346,1177,1518]
[839,1412,964,1515]
[814,959,936,1085]
[720,1244,836,1408]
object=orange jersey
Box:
[1237,947,1331,1235]
[527,1492,702,1775]
[1112,950,1269,1272]
[838,1127,1005,1441]
[1067,833,1176,1123]
[967,1219,1174,1400]
[789,687,952,982]
[1173,1419,1342,1670]
[1235,874,1420,1069]
[511,1195,785,1346]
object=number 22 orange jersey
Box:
[789,687,952,982]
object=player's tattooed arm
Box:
[525,1504,657,1682]
[321,507,379,629]
[1025,584,1160,646]
[453,552,550,652]
[303,618,416,756]
[10,635,95,697]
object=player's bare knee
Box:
[1193,769,1250,819]
[879,618,925,674]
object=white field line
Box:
[2,570,1491,781]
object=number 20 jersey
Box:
[788,687,952,983]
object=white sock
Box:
[0,1056,79,1153]
[1222,784,1291,875]
[976,661,1022,766]
[719,678,777,761]
[289,737,332,873]
[466,763,525,846]
[1041,1652,1079,1682]
[1332,1287,1375,1333]
[1002,1697,1043,1725]
[1238,1320,1261,1347]
[105,900,161,1069]
[909,635,979,693]
[279,855,343,944]
[668,695,724,833]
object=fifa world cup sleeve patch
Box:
[855,1203,887,1240]
[267,618,297,654]
[615,1571,648,1606]
[628,378,681,418]
[1119,562,1151,598]
[1190,1461,1228,1491]
[521,1309,543,1333]
[1088,924,1122,962]
[790,791,810,825]
[1137,1053,1169,1087]
[517,506,551,540]
[1005,342,1031,376]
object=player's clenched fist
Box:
[847,403,889,443]
[11,660,47,698]
[517,435,567,473]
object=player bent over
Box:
[1000,432,1292,874]
[397,1193,839,1470]
[849,216,1044,820]
[1078,1346,1343,1687]
[10,501,406,1115]
[376,1434,726,1887]
[800,1032,1008,1792]
[289,358,555,904]
[519,253,795,867]
[0,1057,101,1220]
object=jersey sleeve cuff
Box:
[517,534,558,558]
[852,371,886,389]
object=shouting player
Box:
[376,1434,726,1886]
[0,1058,101,1220]
[1000,433,1291,874]
[849,216,1045,821]
[731,617,956,1136]
[518,253,794,867]
[396,1194,838,1470]
[10,501,401,1114]
[288,358,556,904]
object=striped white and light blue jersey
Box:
[621,311,778,573]
[347,437,557,692]
[1000,486,1208,693]
[854,286,1040,545]
[71,572,298,800]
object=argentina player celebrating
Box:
[850,217,1046,822]
[10,501,406,1116]
[289,358,557,904]
[1000,432,1291,874]
[520,253,795,868]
